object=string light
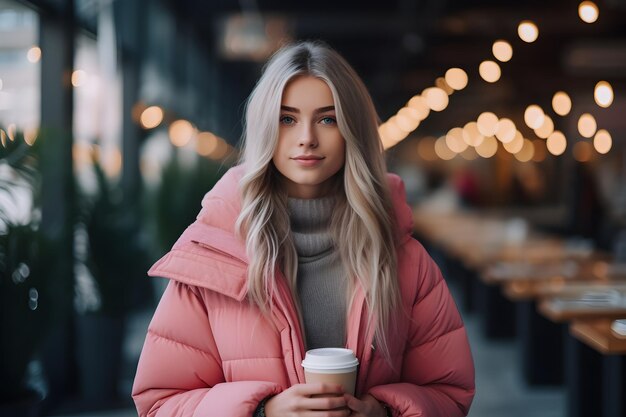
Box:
[407,96,430,120]
[477,112,499,136]
[546,131,567,155]
[445,127,468,153]
[594,81,613,108]
[579,1,599,23]
[398,107,422,125]
[379,120,408,148]
[140,106,164,129]
[534,115,554,139]
[503,131,524,153]
[514,139,535,162]
[524,105,545,130]
[435,136,456,160]
[552,91,572,116]
[27,46,41,63]
[518,21,539,43]
[169,120,195,147]
[71,70,87,87]
[423,87,449,111]
[435,77,454,95]
[593,129,612,154]
[445,68,468,90]
[479,60,501,83]
[492,40,513,62]
[495,118,516,143]
[394,111,420,132]
[462,122,485,147]
[196,132,219,156]
[577,113,597,138]
[476,135,498,158]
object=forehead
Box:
[281,75,335,107]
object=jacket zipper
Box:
[193,239,306,384]
[274,270,306,384]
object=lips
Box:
[292,155,324,160]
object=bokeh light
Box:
[445,68,469,90]
[503,131,524,154]
[593,129,612,154]
[495,118,516,143]
[169,119,195,147]
[476,135,498,158]
[196,131,219,156]
[524,105,545,130]
[462,122,485,147]
[577,113,597,138]
[492,40,513,62]
[547,131,567,155]
[140,106,164,129]
[534,115,554,139]
[518,21,539,43]
[514,139,535,162]
[579,1,599,23]
[479,61,501,83]
[27,46,41,63]
[477,112,499,137]
[407,95,430,120]
[594,81,613,108]
[423,87,449,111]
[435,136,456,160]
[552,91,572,116]
[446,127,468,153]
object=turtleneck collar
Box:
[287,196,335,260]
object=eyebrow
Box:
[280,105,335,114]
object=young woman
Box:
[132,41,475,417]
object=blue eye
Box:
[320,116,336,125]
[280,115,295,125]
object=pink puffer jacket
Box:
[132,165,475,417]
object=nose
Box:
[298,124,318,148]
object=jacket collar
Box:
[148,164,414,299]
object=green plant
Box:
[76,156,152,317]
[0,130,47,402]
[151,152,229,254]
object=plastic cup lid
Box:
[301,348,359,371]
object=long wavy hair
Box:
[235,41,400,359]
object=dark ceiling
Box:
[170,0,626,128]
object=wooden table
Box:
[538,285,626,323]
[490,259,625,386]
[412,206,626,415]
[566,319,626,417]
[570,319,626,355]
[538,289,626,417]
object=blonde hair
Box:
[235,41,400,359]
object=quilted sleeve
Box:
[368,244,475,416]
[131,280,282,417]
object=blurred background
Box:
[1,0,626,416]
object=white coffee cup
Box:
[301,348,359,395]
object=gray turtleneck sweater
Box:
[288,197,347,350]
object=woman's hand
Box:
[264,383,351,417]
[344,394,388,417]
